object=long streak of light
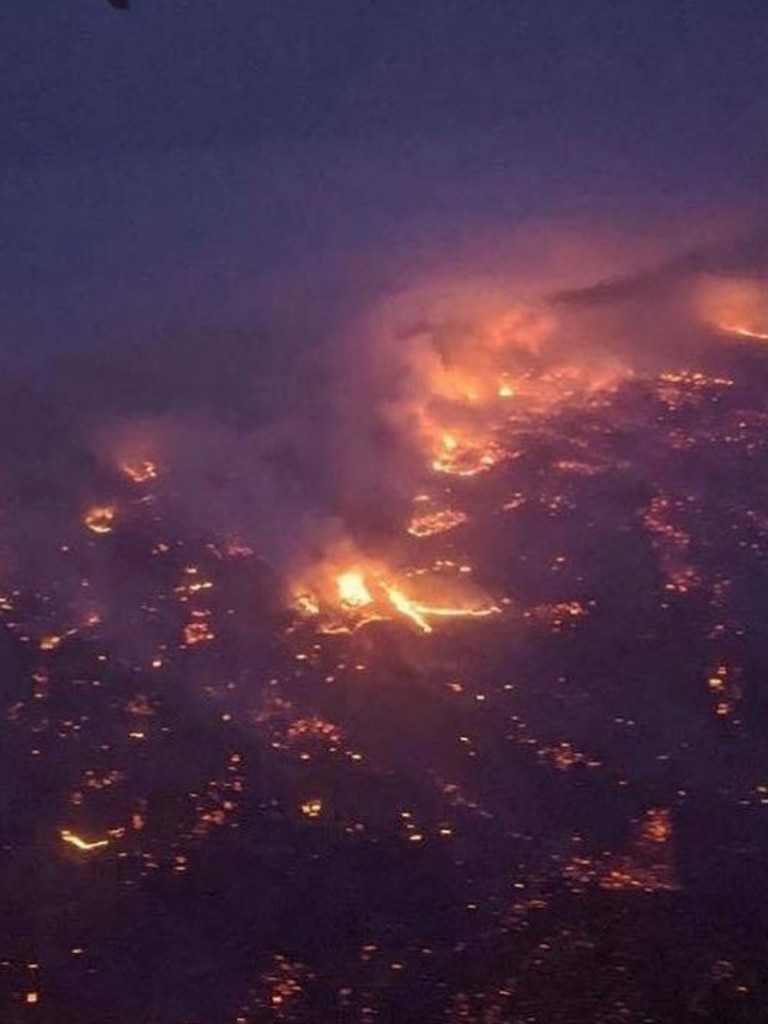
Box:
[380,584,434,633]
[60,830,109,852]
[120,459,158,483]
[720,323,768,341]
[414,602,502,621]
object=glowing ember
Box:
[539,741,597,771]
[599,808,678,892]
[183,618,215,646]
[60,829,109,852]
[707,662,741,718]
[120,459,158,483]
[39,634,63,652]
[83,506,115,535]
[300,798,323,819]
[564,809,678,894]
[640,808,673,844]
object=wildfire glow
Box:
[60,829,109,852]
[183,619,215,646]
[394,300,626,482]
[300,798,323,819]
[40,634,63,652]
[719,324,768,341]
[407,506,469,538]
[293,554,501,636]
[380,583,433,633]
[337,570,374,609]
[387,300,561,478]
[430,431,502,477]
[696,275,768,341]
[121,459,158,483]
[84,506,115,535]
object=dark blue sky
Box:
[2,0,767,363]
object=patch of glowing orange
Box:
[719,323,768,341]
[431,431,502,477]
[696,276,768,340]
[183,619,215,646]
[431,365,520,406]
[294,560,501,634]
[120,459,158,483]
[40,634,63,651]
[83,506,115,535]
[407,507,468,538]
[300,798,323,819]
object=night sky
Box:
[3,1,767,363]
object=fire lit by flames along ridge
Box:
[430,431,503,477]
[295,565,501,635]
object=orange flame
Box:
[430,430,502,477]
[293,554,501,635]
[336,570,374,609]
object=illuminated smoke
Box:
[694,274,768,340]
[2,219,768,658]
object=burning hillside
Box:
[1,251,768,1022]
[291,553,502,636]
